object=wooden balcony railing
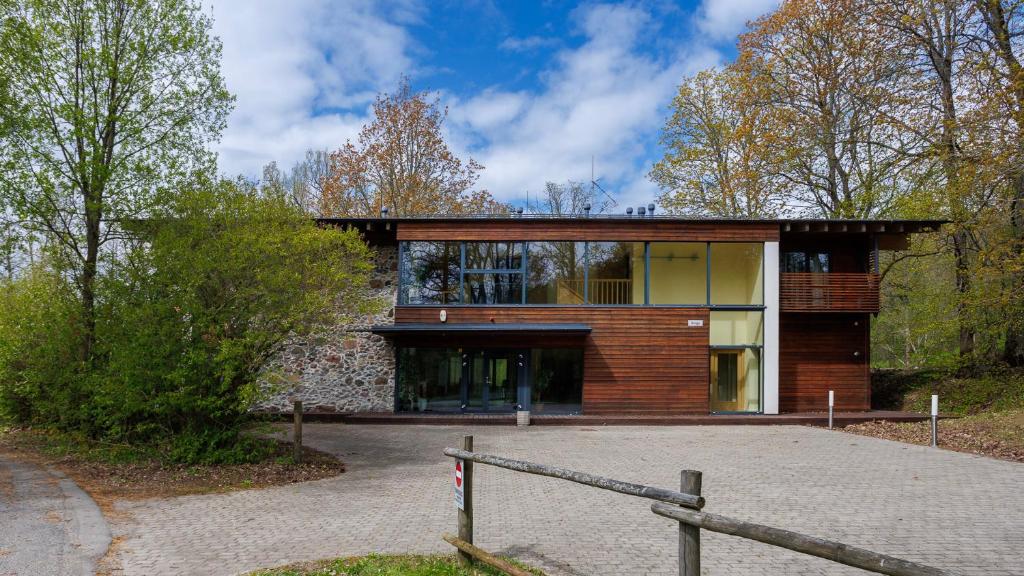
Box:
[780,273,880,313]
[557,278,633,304]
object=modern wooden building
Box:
[304,214,942,417]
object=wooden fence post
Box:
[679,470,702,576]
[458,435,474,567]
[293,400,303,464]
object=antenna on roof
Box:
[590,155,618,214]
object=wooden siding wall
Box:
[395,307,711,414]
[780,313,871,411]
[398,220,780,242]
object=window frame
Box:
[397,240,768,309]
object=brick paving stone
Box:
[108,425,1024,576]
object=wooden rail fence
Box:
[443,435,956,576]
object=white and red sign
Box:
[454,459,465,509]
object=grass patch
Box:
[0,426,344,504]
[248,554,545,576]
[872,367,1024,415]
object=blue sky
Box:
[208,0,780,209]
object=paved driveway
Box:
[110,425,1023,576]
[0,458,111,576]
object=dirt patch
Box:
[0,430,345,507]
[0,462,13,502]
[841,410,1024,463]
[96,535,126,576]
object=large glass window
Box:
[527,241,586,304]
[464,273,523,304]
[401,242,461,304]
[398,240,767,308]
[710,311,764,346]
[396,348,463,412]
[396,347,583,414]
[587,242,645,304]
[465,242,522,270]
[649,242,706,304]
[782,251,830,273]
[462,242,525,304]
[710,243,763,305]
[530,348,583,413]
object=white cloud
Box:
[447,3,719,209]
[694,0,780,40]
[205,1,756,208]
[207,0,420,178]
[499,35,559,52]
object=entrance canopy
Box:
[370,323,592,337]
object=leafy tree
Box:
[538,180,597,216]
[869,0,982,358]
[259,150,334,216]
[736,0,921,218]
[0,0,233,361]
[323,78,502,216]
[0,179,380,462]
[651,67,789,217]
[970,0,1024,365]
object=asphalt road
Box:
[0,456,110,576]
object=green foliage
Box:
[248,554,543,576]
[0,180,379,463]
[872,367,1024,416]
[871,236,959,370]
[0,265,82,425]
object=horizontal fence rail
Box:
[443,447,705,510]
[780,272,880,313]
[651,502,956,576]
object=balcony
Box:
[780,273,880,313]
[557,278,633,305]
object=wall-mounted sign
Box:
[688,319,704,327]
[454,459,464,509]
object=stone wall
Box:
[255,245,398,414]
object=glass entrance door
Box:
[464,350,518,412]
[709,349,761,412]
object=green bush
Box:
[0,179,379,463]
[0,265,83,426]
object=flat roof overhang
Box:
[370,323,592,338]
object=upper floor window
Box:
[398,240,765,307]
[526,241,585,304]
[782,251,830,273]
[587,242,644,304]
[401,242,461,304]
[711,243,764,306]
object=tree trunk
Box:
[976,0,1024,365]
[81,189,101,363]
[1004,172,1024,366]
[952,230,973,359]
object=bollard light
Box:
[931,394,939,448]
[828,390,834,430]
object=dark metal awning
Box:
[370,323,592,337]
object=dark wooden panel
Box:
[395,307,711,414]
[780,313,870,412]
[397,220,780,242]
